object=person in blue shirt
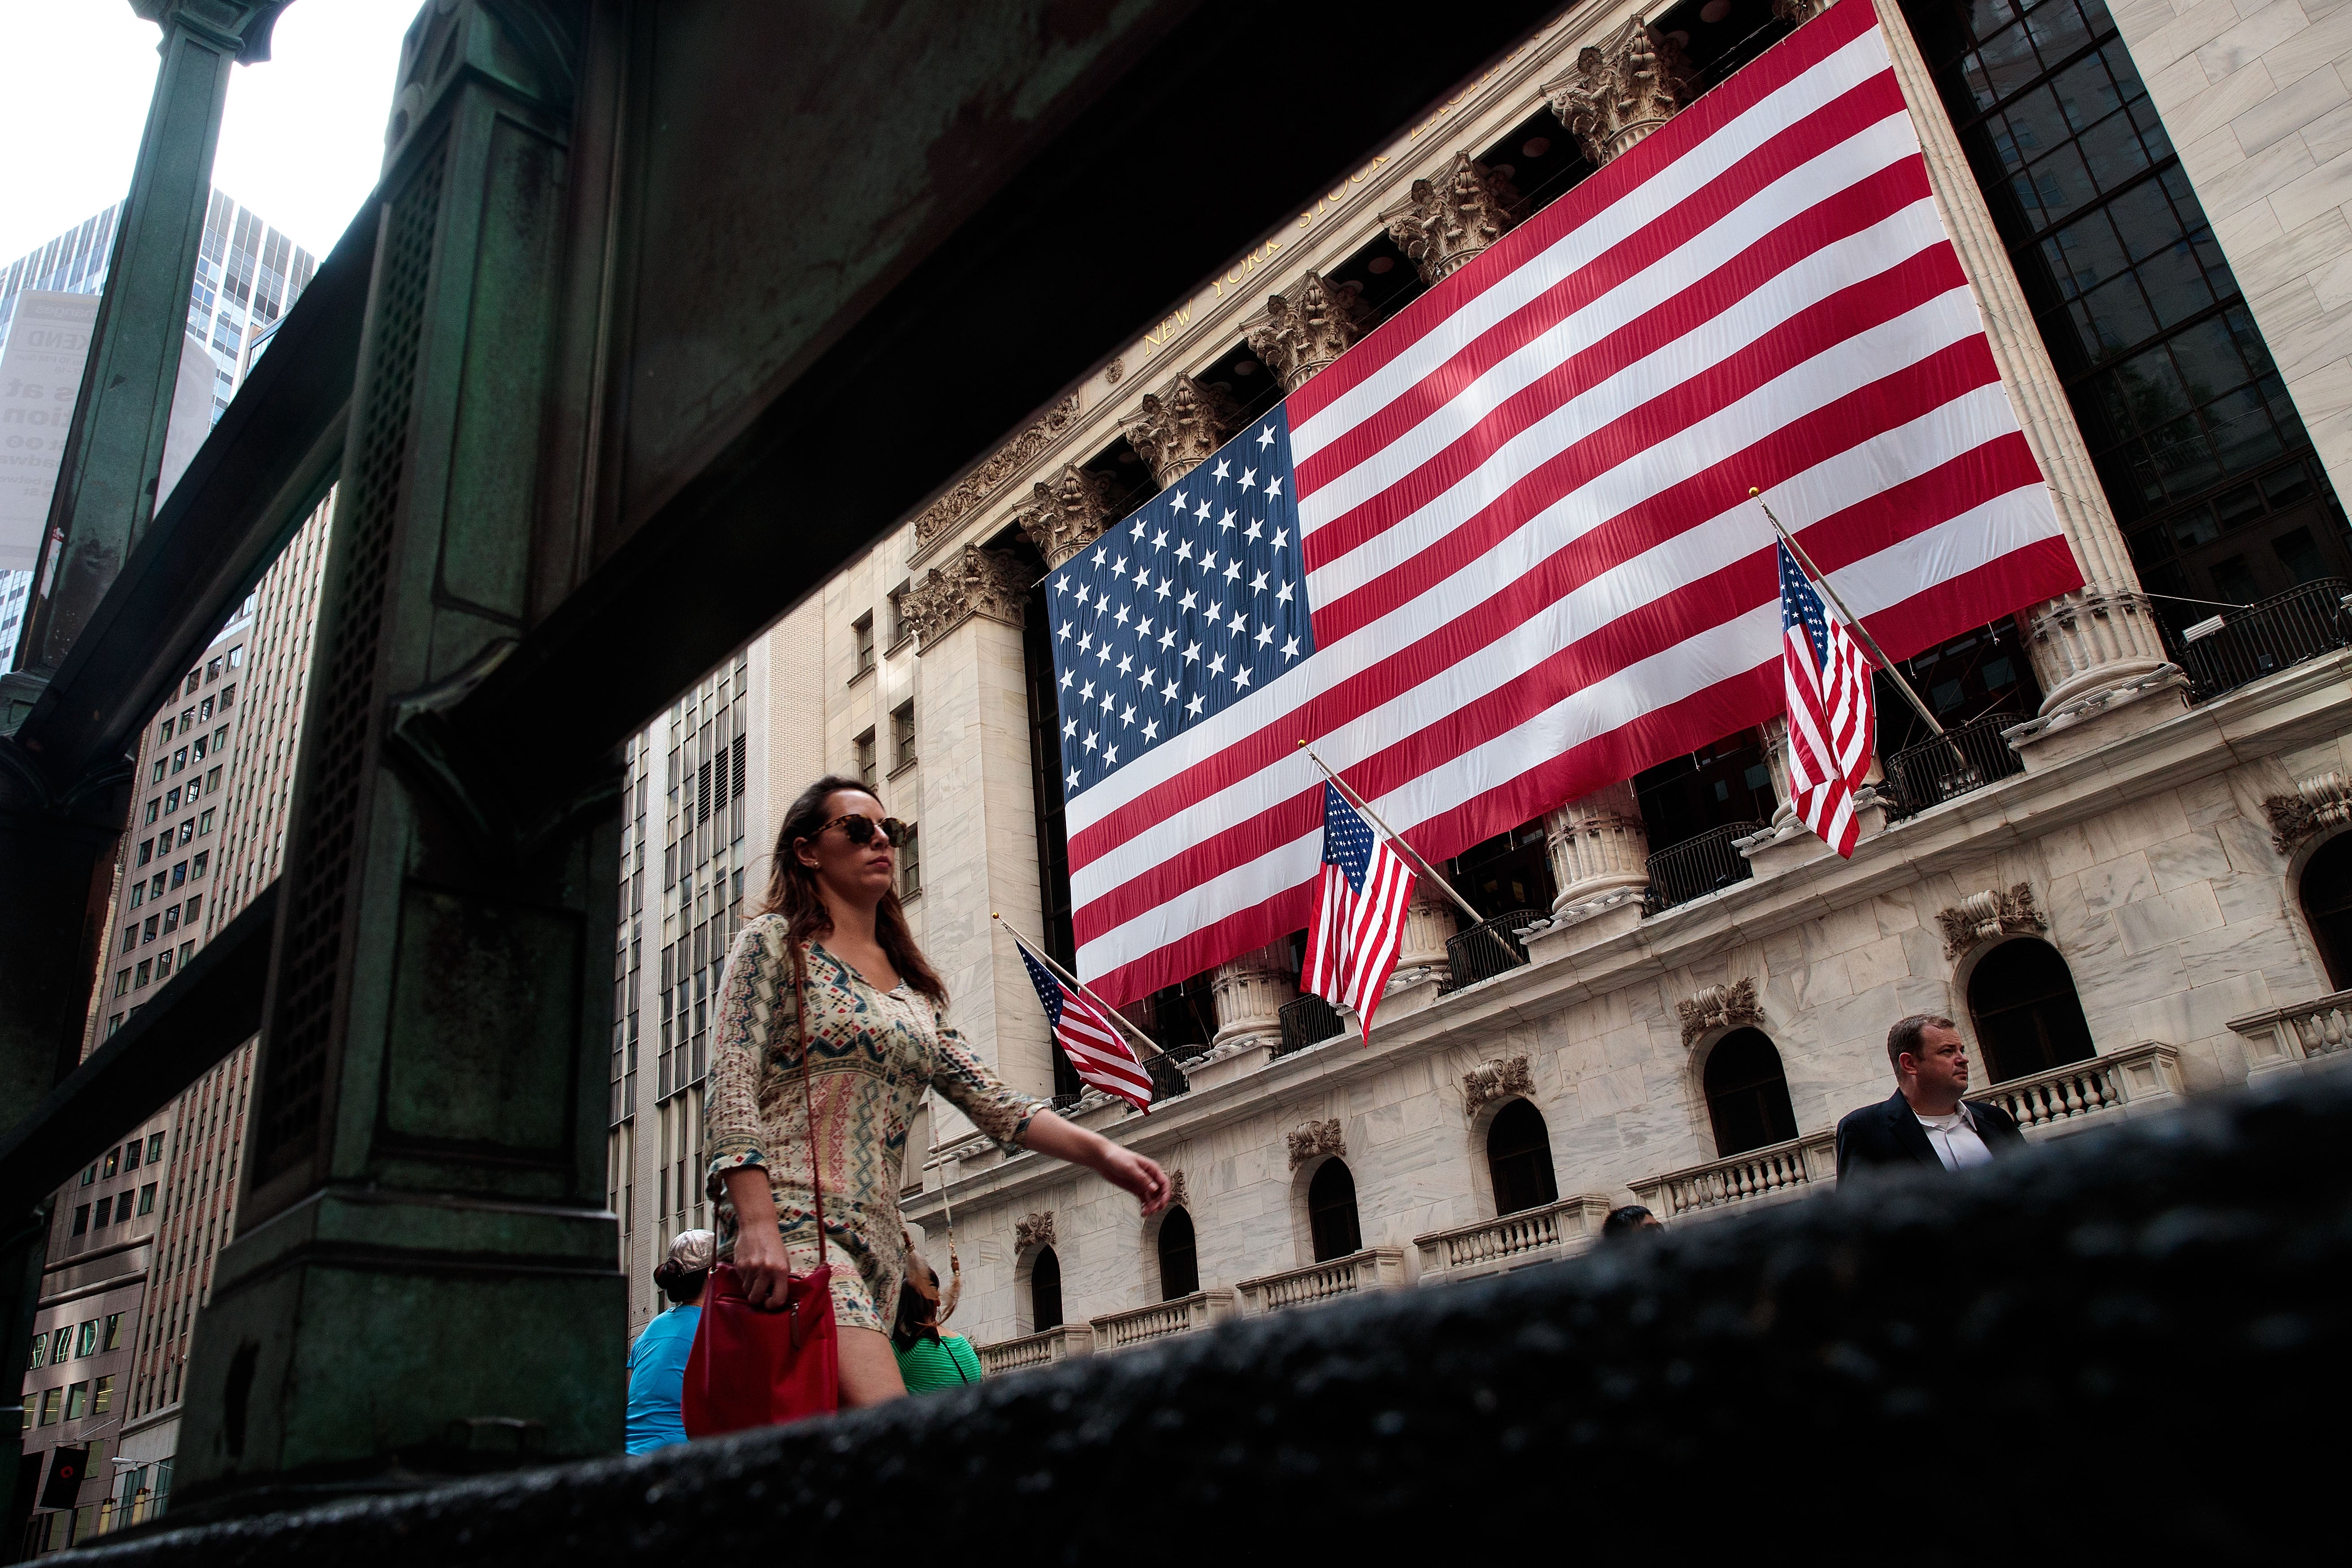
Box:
[626,1229,714,1453]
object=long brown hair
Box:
[761,774,947,1004]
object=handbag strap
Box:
[788,938,828,1268]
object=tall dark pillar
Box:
[173,2,622,1504]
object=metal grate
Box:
[1882,711,2025,815]
[1277,992,1346,1056]
[2178,578,2351,702]
[253,143,448,1181]
[1643,822,1765,914]
[1445,910,1538,990]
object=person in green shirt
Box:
[890,1253,981,1393]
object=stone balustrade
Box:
[1090,1290,1235,1351]
[2230,990,2352,1077]
[1978,1041,2182,1133]
[1413,1195,1612,1281]
[1236,1247,1408,1314]
[976,1323,1095,1376]
[1632,1129,1839,1221]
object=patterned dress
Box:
[704,916,1041,1333]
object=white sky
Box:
[1,0,417,267]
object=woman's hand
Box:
[722,1168,794,1309]
[1019,1111,1171,1215]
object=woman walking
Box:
[707,775,1169,1408]
[624,1229,713,1453]
[891,1253,983,1394]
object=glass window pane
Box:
[2043,210,2127,300]
[2022,142,2095,227]
[2106,177,2184,263]
[1998,86,2065,168]
[2024,0,2095,65]
[2049,52,2122,131]
[2137,243,2216,328]
[1979,24,2043,100]
[2116,343,2191,424]
[2076,108,2155,193]
[2074,273,2158,359]
[2149,413,2222,495]
[2167,315,2248,401]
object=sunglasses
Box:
[817,812,909,848]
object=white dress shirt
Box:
[1913,1104,1993,1171]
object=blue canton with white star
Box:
[1050,407,1315,799]
[1320,783,1375,894]
[1778,539,1831,669]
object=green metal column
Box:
[174,2,622,1506]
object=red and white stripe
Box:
[1067,0,2082,1002]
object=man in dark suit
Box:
[1835,1013,2026,1180]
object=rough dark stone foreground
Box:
[65,1072,2352,1564]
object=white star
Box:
[1134,563,1150,587]
[1267,477,1283,497]
[1158,628,1177,650]
[1223,559,1243,583]
[1131,517,1145,540]
[1201,549,1218,573]
[1143,719,1160,742]
[1213,458,1230,481]
[1074,585,1091,610]
[1137,665,1156,689]
[1251,569,1269,593]
[1067,768,1081,790]
[1278,579,1295,604]
[1104,744,1119,765]
[1238,468,1257,491]
[1196,499,1212,521]
[1218,508,1236,533]
[1121,704,1137,727]
[1234,666,1253,689]
[1151,528,1169,551]
[1273,526,1289,551]
[1245,518,1264,544]
[1113,555,1128,577]
[1056,619,1073,642]
[1080,679,1096,702]
[1161,677,1181,700]
[1256,623,1275,648]
[1187,694,1207,717]
[1283,636,1301,659]
[1183,640,1202,664]
[1096,642,1113,665]
[1228,608,1248,635]
[1077,630,1093,653]
[1064,717,1078,738]
[1117,653,1134,676]
[1170,490,1187,513]
[1136,615,1154,638]
[1208,651,1227,677]
[1258,424,1275,448]
[1092,545,1109,566]
[1100,689,1116,712]
[1114,603,1131,626]
[1054,574,1070,595]
[1083,730,1099,752]
[1176,539,1195,563]
[1179,589,1198,612]
[1155,576,1172,601]
[1059,668,1074,689]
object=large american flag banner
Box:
[1054,0,2082,1003]
[1302,782,1419,1034]
[1778,539,1875,858]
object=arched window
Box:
[1156,1207,1198,1300]
[2302,834,2352,988]
[1306,1159,1361,1262]
[1028,1246,1062,1333]
[1485,1099,1558,1216]
[1967,938,2095,1084]
[1703,1028,1799,1157]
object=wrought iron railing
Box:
[1276,992,1346,1056]
[1146,1042,1208,1099]
[1444,909,1538,990]
[1642,823,1765,913]
[1881,709,2025,816]
[2177,577,2351,701]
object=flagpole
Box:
[991,912,1178,1064]
[1295,742,1487,926]
[1749,488,1946,739]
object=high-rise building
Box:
[17,495,331,1552]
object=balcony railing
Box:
[2178,577,2351,701]
[1975,1041,2182,1132]
[1643,822,1766,914]
[1444,910,1538,990]
[2230,989,2352,1076]
[1881,709,2025,816]
[1091,1289,1234,1350]
[1235,1247,1408,1313]
[1414,1195,1611,1281]
[1631,1129,1837,1220]
[1277,992,1347,1057]
[975,1323,1096,1375]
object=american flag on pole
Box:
[1778,539,1876,857]
[1302,782,1419,1034]
[1011,934,1155,1112]
[1053,0,2083,1003]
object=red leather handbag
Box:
[682,942,841,1434]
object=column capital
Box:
[1123,373,1242,488]
[904,545,1030,650]
[1541,16,1697,166]
[130,0,293,62]
[1012,463,1122,568]
[1245,272,1369,392]
[1380,153,1523,286]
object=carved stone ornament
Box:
[1935,883,2049,960]
[1461,1055,1535,1118]
[1287,1118,1345,1171]
[1124,374,1242,488]
[1771,0,1836,21]
[1678,978,1763,1047]
[1010,463,1122,568]
[1245,272,1369,391]
[1105,358,1124,386]
[912,394,1082,547]
[2263,772,2352,855]
[1169,1169,1189,1209]
[1541,16,1698,166]
[1380,153,1524,286]
[901,545,1030,650]
[1015,1210,1056,1252]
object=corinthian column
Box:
[1124,373,1242,489]
[1246,272,1369,392]
[1873,1,2174,745]
[1541,17,1698,166]
[1011,463,1121,568]
[1543,780,1650,912]
[1211,940,1298,1043]
[1380,153,1524,285]
[1398,891,1460,984]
